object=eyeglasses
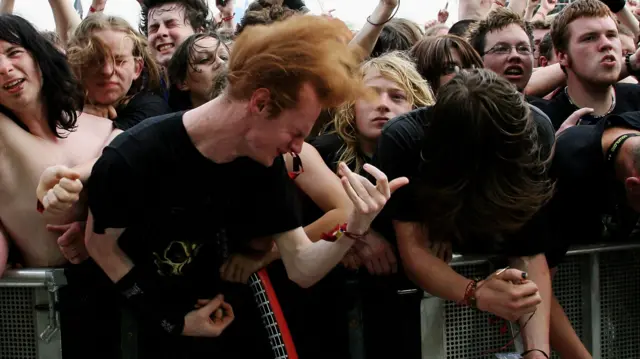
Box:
[484,43,532,56]
[288,152,304,180]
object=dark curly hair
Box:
[139,0,210,37]
[416,69,554,244]
[236,0,297,35]
[0,15,83,138]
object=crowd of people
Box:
[0,0,639,358]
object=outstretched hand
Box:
[338,162,408,235]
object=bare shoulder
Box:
[73,112,115,139]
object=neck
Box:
[13,101,57,140]
[358,137,376,158]
[182,94,249,164]
[566,75,614,116]
[190,93,208,109]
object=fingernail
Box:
[521,272,528,279]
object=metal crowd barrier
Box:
[1,243,638,359]
[0,269,67,359]
[421,243,640,359]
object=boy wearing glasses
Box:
[467,7,535,94]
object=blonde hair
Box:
[227,15,364,117]
[67,14,161,104]
[332,51,435,173]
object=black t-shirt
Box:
[374,105,556,258]
[531,83,640,130]
[88,112,301,304]
[548,111,640,248]
[113,91,171,131]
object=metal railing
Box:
[1,243,638,359]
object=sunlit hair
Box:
[551,0,616,53]
[371,18,424,58]
[39,31,64,50]
[416,69,554,244]
[236,0,297,35]
[67,14,161,104]
[530,19,550,31]
[467,7,533,56]
[410,34,483,93]
[331,51,435,173]
[139,0,210,36]
[0,15,83,137]
[424,23,449,37]
[226,15,365,117]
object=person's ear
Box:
[249,88,271,116]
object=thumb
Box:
[388,177,409,194]
[498,268,529,283]
[200,294,225,314]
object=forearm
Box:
[277,227,355,288]
[507,0,528,17]
[404,244,470,301]
[531,7,549,21]
[525,63,566,97]
[85,213,133,283]
[524,6,536,21]
[617,7,640,40]
[48,0,82,45]
[303,208,350,242]
[511,254,551,355]
[349,2,397,61]
[0,0,15,14]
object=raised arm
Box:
[348,0,399,62]
[48,0,82,45]
[0,0,14,14]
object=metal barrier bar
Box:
[0,268,67,288]
[449,242,640,267]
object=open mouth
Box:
[504,66,524,76]
[156,43,175,53]
[601,55,616,64]
[3,78,24,90]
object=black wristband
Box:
[600,0,625,13]
[522,349,549,359]
[116,266,185,336]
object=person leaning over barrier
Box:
[35,15,408,358]
[375,69,554,359]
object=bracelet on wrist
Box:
[522,349,549,359]
[320,223,369,242]
[366,0,400,26]
[221,12,235,22]
[625,53,640,77]
[458,279,479,308]
[116,266,185,336]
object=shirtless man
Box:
[0,14,119,273]
[0,14,124,359]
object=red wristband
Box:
[222,13,235,22]
[459,279,478,308]
[89,6,97,13]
